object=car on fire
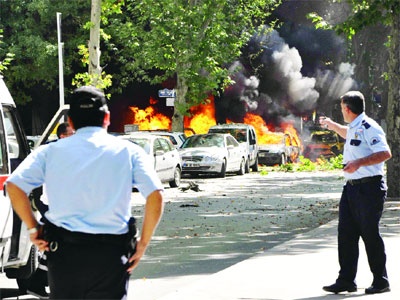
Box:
[303,130,344,161]
[178,133,246,178]
[119,132,182,187]
[258,132,301,166]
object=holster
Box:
[127,217,138,256]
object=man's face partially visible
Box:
[60,126,74,139]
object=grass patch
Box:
[260,154,344,173]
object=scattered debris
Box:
[179,181,202,192]
[179,203,200,208]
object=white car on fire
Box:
[178,133,246,178]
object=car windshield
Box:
[126,137,151,154]
[209,128,246,143]
[182,134,224,148]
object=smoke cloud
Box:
[216,25,356,130]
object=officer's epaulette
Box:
[362,120,371,129]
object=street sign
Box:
[166,97,175,107]
[158,88,175,98]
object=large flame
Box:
[243,113,302,162]
[125,97,301,153]
[184,97,216,134]
[129,103,171,130]
[126,97,217,134]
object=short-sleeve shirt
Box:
[6,127,163,234]
[343,112,390,180]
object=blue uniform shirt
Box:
[7,127,163,234]
[343,112,390,180]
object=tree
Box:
[310,0,400,198]
[106,0,280,131]
[0,29,14,74]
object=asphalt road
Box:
[0,170,345,299]
[129,170,344,280]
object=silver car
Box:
[179,133,246,178]
[119,133,182,187]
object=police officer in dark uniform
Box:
[320,91,392,295]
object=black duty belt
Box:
[43,220,130,251]
[347,175,382,186]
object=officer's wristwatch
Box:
[28,226,38,234]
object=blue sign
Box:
[158,89,175,98]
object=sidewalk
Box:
[129,201,400,300]
[1,202,399,300]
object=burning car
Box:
[179,133,246,178]
[303,130,344,161]
[258,132,301,165]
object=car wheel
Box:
[218,159,226,178]
[251,155,259,172]
[280,153,287,165]
[169,166,181,188]
[237,158,245,175]
[244,158,250,173]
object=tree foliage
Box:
[0,0,92,104]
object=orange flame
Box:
[184,96,216,134]
[243,113,283,144]
[129,106,171,130]
[244,113,301,147]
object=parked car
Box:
[178,133,246,178]
[138,130,188,149]
[303,130,344,161]
[119,132,182,187]
[258,132,301,166]
[208,123,259,172]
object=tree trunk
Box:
[171,74,187,132]
[386,14,400,199]
[89,0,102,85]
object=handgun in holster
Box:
[127,217,138,256]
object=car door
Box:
[158,137,178,181]
[226,135,242,171]
[153,138,166,182]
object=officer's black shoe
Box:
[323,282,357,294]
[27,286,49,299]
[365,285,390,294]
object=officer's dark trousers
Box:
[47,239,130,299]
[337,179,389,286]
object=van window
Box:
[2,105,30,172]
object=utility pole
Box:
[89,0,102,87]
[57,12,64,108]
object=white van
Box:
[0,76,38,292]
[208,123,259,172]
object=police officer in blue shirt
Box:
[6,86,164,299]
[320,91,392,295]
